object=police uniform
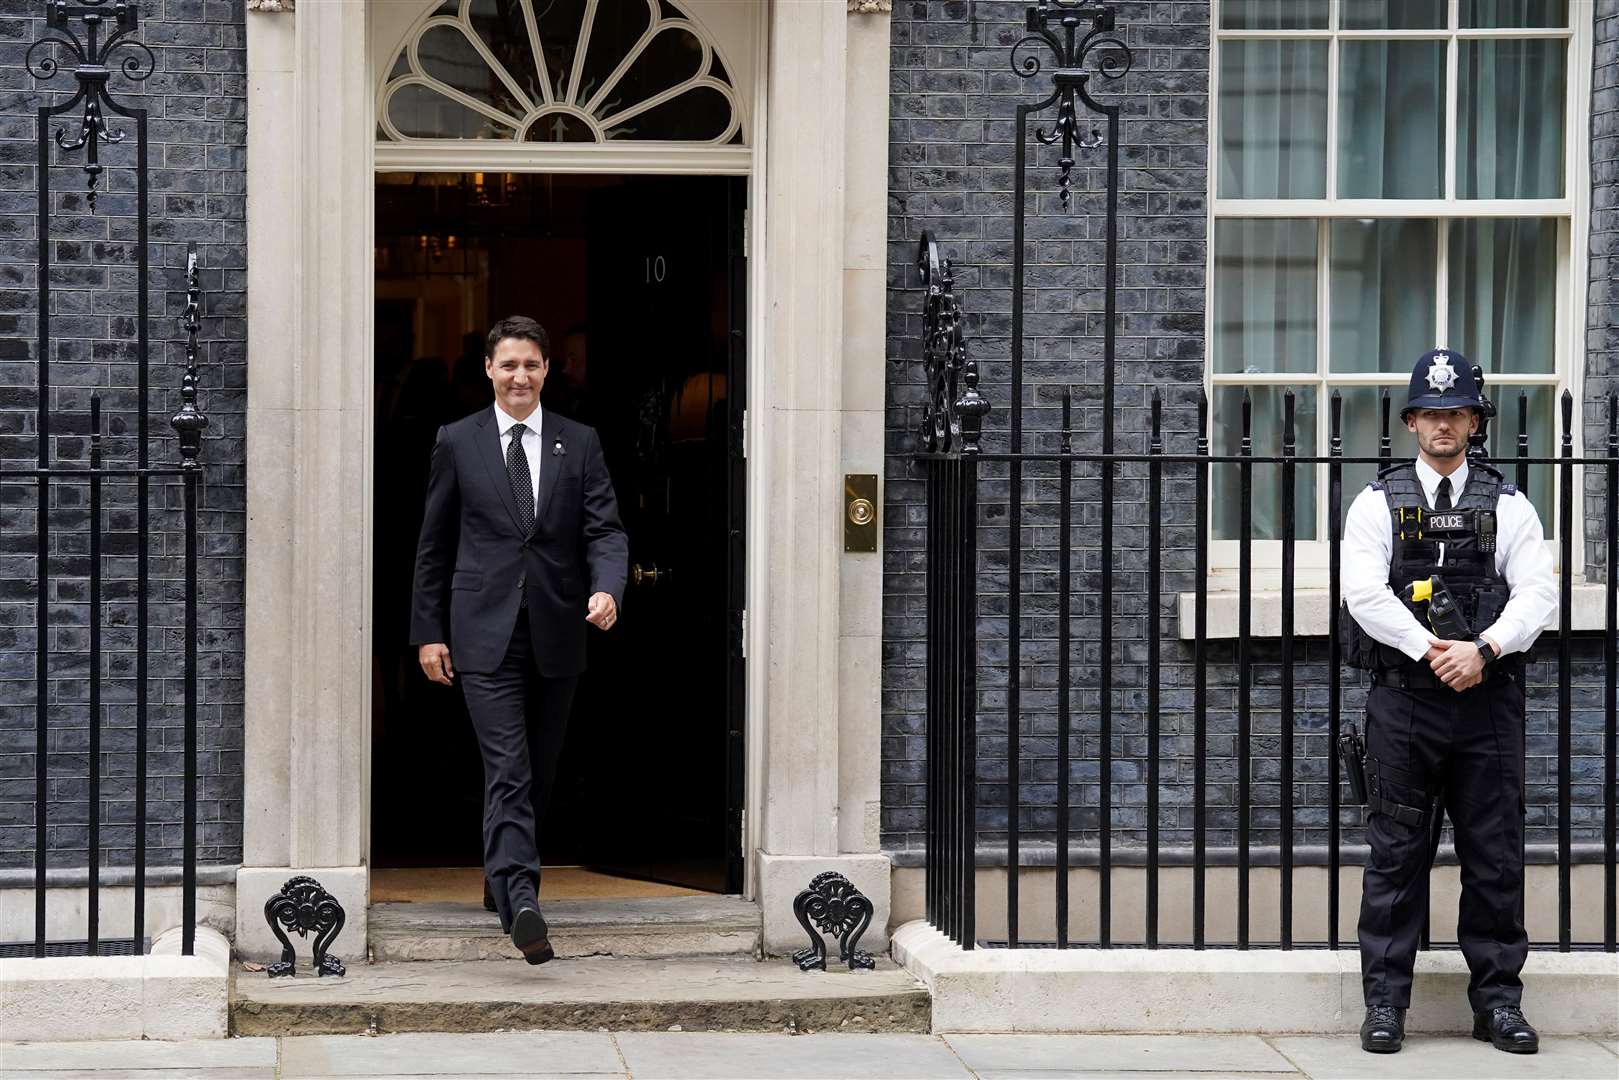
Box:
[1341,349,1556,1055]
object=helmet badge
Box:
[1425,354,1457,392]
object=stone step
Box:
[230,956,930,1036]
[367,896,762,962]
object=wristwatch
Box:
[1474,637,1498,666]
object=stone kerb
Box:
[892,920,1619,1035]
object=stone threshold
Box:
[367,895,762,962]
[230,955,930,1037]
[893,920,1619,1035]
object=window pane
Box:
[1461,0,1568,27]
[1480,383,1556,527]
[387,83,517,140]
[1330,219,1437,373]
[1447,218,1557,374]
[1342,0,1445,29]
[1337,41,1444,198]
[1457,39,1566,198]
[1212,387,1319,541]
[1220,0,1328,28]
[1333,387,1420,523]
[1214,220,1318,374]
[1218,41,1328,198]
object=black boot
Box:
[1472,1005,1539,1054]
[1360,1005,1406,1053]
[511,905,554,966]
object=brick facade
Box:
[0,0,246,871]
[882,0,1617,859]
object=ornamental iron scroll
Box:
[264,876,347,978]
[918,232,988,457]
[1012,2,1132,209]
[791,871,876,972]
[171,243,209,468]
[26,0,157,211]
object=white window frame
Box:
[1204,0,1595,586]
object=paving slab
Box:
[1268,1035,1619,1079]
[277,1031,621,1076]
[945,1034,1299,1073]
[613,1032,969,1079]
[0,1037,277,1072]
[973,1074,1294,1080]
[0,1072,274,1080]
[1595,1037,1619,1057]
[231,956,929,1036]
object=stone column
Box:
[754,0,893,955]
[236,0,373,961]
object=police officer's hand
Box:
[1428,637,1484,692]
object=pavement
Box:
[0,1031,1615,1079]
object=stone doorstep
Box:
[892,920,1619,1036]
[229,955,931,1037]
[366,896,763,962]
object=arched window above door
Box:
[378,0,744,145]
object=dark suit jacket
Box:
[409,405,629,677]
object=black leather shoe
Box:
[1360,1005,1406,1053]
[1473,1005,1539,1054]
[511,905,554,966]
[482,878,498,914]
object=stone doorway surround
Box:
[237,0,895,960]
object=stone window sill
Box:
[1176,579,1612,640]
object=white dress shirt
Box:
[1342,456,1557,661]
[493,401,542,507]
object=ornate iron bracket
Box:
[918,233,989,456]
[1011,2,1132,207]
[170,243,208,468]
[790,871,876,972]
[26,0,156,211]
[263,876,347,978]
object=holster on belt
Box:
[1338,722,1368,805]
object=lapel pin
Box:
[552,438,566,457]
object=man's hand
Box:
[586,592,617,631]
[1428,637,1484,692]
[419,643,454,685]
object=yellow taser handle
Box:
[1408,578,1434,603]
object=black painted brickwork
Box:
[0,0,246,871]
[882,0,1618,858]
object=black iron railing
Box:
[10,0,207,960]
[918,356,1619,953]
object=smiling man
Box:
[410,315,628,965]
[1340,349,1556,1055]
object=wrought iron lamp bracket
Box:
[26,0,155,211]
[1012,2,1132,207]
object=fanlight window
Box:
[379,0,742,144]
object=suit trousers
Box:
[459,609,577,933]
[1358,675,1528,1011]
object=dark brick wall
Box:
[882,0,1615,860]
[0,0,246,871]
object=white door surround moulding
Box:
[242,1,890,941]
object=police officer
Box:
[1342,349,1556,1055]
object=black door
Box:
[548,175,746,893]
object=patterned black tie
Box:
[1435,476,1453,511]
[507,423,535,533]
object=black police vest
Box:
[1341,461,1514,671]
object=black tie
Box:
[1435,477,1452,511]
[507,423,535,533]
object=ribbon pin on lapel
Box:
[552,437,566,457]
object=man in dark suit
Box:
[410,315,629,965]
